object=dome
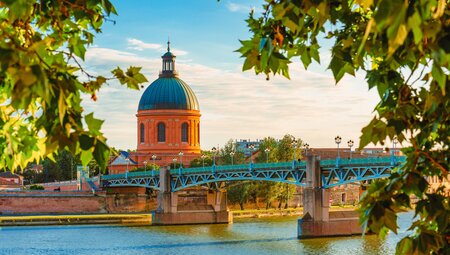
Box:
[138,77,200,111]
[163,51,175,58]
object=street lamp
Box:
[347,140,354,160]
[264,148,270,163]
[304,143,309,157]
[125,157,130,178]
[392,136,398,164]
[143,160,148,172]
[230,151,235,165]
[172,158,177,169]
[151,154,157,176]
[292,140,298,161]
[178,151,184,168]
[335,136,342,166]
[211,147,217,166]
[201,154,206,168]
[249,144,255,163]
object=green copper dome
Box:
[138,41,199,111]
[138,77,200,111]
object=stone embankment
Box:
[0,187,156,215]
[0,214,151,226]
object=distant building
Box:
[0,172,23,190]
[235,139,262,156]
[25,163,43,173]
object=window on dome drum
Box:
[157,123,166,142]
[140,123,145,143]
[181,123,188,143]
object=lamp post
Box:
[151,154,157,176]
[347,140,354,160]
[172,158,177,169]
[230,151,235,165]
[125,157,130,178]
[249,144,255,163]
[304,143,309,157]
[264,148,270,163]
[201,154,206,168]
[335,136,342,166]
[392,136,398,164]
[178,151,184,169]
[143,160,148,172]
[292,140,298,161]
[211,147,217,166]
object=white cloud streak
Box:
[127,38,162,51]
[126,38,188,56]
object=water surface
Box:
[0,212,412,255]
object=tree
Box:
[276,134,302,162]
[255,136,279,163]
[218,139,245,165]
[258,181,282,209]
[238,1,449,254]
[227,182,252,210]
[0,1,148,173]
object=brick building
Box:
[109,42,201,174]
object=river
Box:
[0,212,412,255]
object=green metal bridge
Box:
[101,156,405,191]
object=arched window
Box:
[197,123,200,144]
[140,123,145,143]
[181,123,188,142]
[157,123,166,142]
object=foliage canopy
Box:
[0,0,147,172]
[237,0,449,254]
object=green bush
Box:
[29,184,45,190]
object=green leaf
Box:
[85,113,104,135]
[431,65,446,95]
[58,90,66,125]
[93,139,109,171]
[301,50,311,69]
[80,149,93,167]
[79,134,94,150]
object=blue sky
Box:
[81,0,380,150]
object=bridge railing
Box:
[102,156,405,181]
[320,156,406,167]
[168,160,306,175]
[102,171,160,180]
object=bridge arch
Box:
[170,168,306,192]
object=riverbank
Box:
[0,206,358,226]
[231,205,357,218]
[0,214,152,226]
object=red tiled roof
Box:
[0,171,21,178]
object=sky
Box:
[80,0,381,151]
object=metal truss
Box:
[101,156,404,191]
[321,165,394,188]
[102,176,160,190]
[170,167,307,192]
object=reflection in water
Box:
[0,212,413,255]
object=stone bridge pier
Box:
[152,167,232,225]
[298,155,363,238]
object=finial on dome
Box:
[167,38,170,52]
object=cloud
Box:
[127,38,162,51]
[80,46,379,150]
[226,2,252,13]
[226,1,263,14]
[126,38,188,56]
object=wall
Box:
[0,190,157,215]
